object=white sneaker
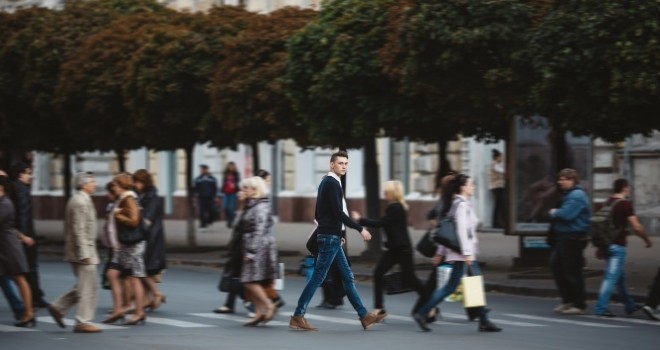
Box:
[560,307,586,315]
[553,303,572,313]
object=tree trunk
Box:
[552,130,569,171]
[184,146,197,247]
[251,142,260,175]
[361,138,382,259]
[116,149,126,173]
[63,152,73,201]
[438,139,452,176]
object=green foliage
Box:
[527,0,660,141]
[208,7,316,147]
[285,0,407,148]
[382,0,534,141]
[122,6,256,151]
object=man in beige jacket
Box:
[47,172,101,333]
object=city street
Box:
[1,259,657,350]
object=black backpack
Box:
[588,199,624,248]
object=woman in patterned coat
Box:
[237,176,278,326]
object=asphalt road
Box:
[1,259,658,350]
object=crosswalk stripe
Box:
[340,310,465,326]
[301,313,362,326]
[189,313,289,326]
[581,315,660,327]
[146,317,215,328]
[504,314,628,328]
[36,317,126,330]
[0,324,38,332]
[442,312,546,327]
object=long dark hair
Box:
[440,173,470,217]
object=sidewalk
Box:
[35,219,659,303]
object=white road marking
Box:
[581,315,660,327]
[146,317,215,328]
[442,312,545,327]
[37,317,127,330]
[0,324,38,332]
[504,314,628,328]
[189,313,289,326]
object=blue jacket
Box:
[550,185,591,239]
[194,174,218,198]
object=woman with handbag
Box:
[351,180,425,316]
[133,170,167,311]
[411,174,501,333]
[104,173,147,326]
[236,176,278,326]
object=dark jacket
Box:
[10,181,35,237]
[138,187,167,274]
[195,174,218,198]
[315,175,362,236]
[359,202,411,248]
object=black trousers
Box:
[23,243,45,302]
[646,267,660,309]
[373,246,425,309]
[198,197,215,227]
[491,187,506,228]
[551,239,588,309]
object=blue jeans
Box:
[594,244,636,314]
[416,261,489,324]
[222,193,237,225]
[294,234,368,318]
[0,275,25,320]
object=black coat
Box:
[10,181,35,237]
[138,187,167,274]
[359,202,412,248]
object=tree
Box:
[527,0,660,142]
[54,9,177,171]
[0,0,165,198]
[122,6,256,246]
[286,0,411,258]
[208,7,316,170]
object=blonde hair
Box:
[240,176,267,199]
[383,180,407,210]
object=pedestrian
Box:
[0,168,25,322]
[289,151,386,331]
[642,268,660,320]
[488,149,506,228]
[47,172,102,333]
[0,174,35,327]
[221,162,240,228]
[351,180,425,315]
[236,176,278,326]
[593,178,652,317]
[111,173,147,326]
[100,181,127,324]
[9,162,49,308]
[133,169,167,311]
[548,168,591,315]
[213,186,247,315]
[411,174,501,332]
[194,164,218,229]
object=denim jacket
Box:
[550,186,591,239]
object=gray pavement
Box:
[35,219,660,303]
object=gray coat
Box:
[238,197,278,283]
[64,191,99,264]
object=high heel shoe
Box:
[102,312,125,324]
[15,317,36,328]
[244,315,266,327]
[124,315,146,326]
[262,305,276,324]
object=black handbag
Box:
[432,216,462,253]
[306,228,319,256]
[416,230,437,257]
[384,271,414,295]
[117,220,146,245]
[218,274,241,293]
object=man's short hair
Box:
[330,151,348,163]
[199,164,209,169]
[557,168,579,184]
[74,171,94,190]
[613,178,629,193]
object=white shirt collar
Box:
[327,172,342,184]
